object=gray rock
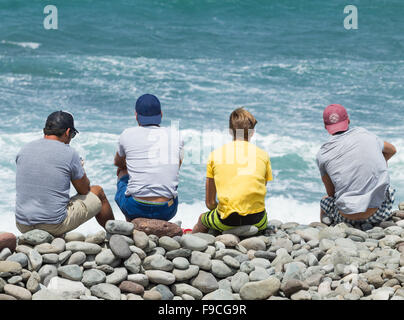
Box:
[106,220,134,236]
[109,235,132,259]
[57,265,83,281]
[19,230,54,246]
[38,264,58,286]
[238,237,266,251]
[106,267,128,285]
[127,274,149,287]
[190,251,212,271]
[26,271,41,293]
[90,283,121,300]
[133,230,149,249]
[291,290,312,300]
[281,279,309,297]
[215,234,240,247]
[123,253,141,273]
[240,261,255,274]
[0,261,22,278]
[166,248,192,260]
[172,257,189,270]
[191,270,219,294]
[65,241,102,255]
[82,269,106,287]
[95,249,118,266]
[223,255,240,269]
[66,251,86,265]
[231,272,250,293]
[239,276,281,300]
[7,276,22,285]
[145,270,176,285]
[171,283,203,300]
[58,251,72,264]
[249,266,270,281]
[4,284,32,300]
[32,288,63,300]
[64,232,85,242]
[172,265,199,282]
[181,235,208,251]
[203,289,235,300]
[85,230,106,244]
[27,249,42,271]
[143,254,174,272]
[158,236,180,251]
[223,225,258,237]
[152,284,174,300]
[6,253,28,268]
[42,254,59,264]
[0,248,12,261]
[211,259,235,278]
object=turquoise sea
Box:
[1,0,403,234]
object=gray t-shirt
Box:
[118,125,184,199]
[316,127,389,214]
[16,139,85,225]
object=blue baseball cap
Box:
[135,94,162,125]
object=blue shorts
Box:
[115,175,178,221]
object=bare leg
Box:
[91,185,115,228]
[192,214,209,234]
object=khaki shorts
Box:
[16,192,102,237]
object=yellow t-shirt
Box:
[206,140,273,219]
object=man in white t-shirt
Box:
[114,94,184,222]
[317,104,397,230]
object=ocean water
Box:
[1,0,403,235]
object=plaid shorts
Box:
[320,186,395,227]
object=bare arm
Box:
[205,177,218,210]
[72,173,91,195]
[321,173,335,198]
[114,152,127,169]
[383,141,396,162]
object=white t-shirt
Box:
[316,127,389,214]
[118,125,184,198]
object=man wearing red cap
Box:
[316,104,397,230]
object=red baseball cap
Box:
[323,104,349,134]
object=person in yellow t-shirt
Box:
[192,107,273,233]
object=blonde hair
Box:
[229,107,257,141]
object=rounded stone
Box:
[65,242,102,255]
[4,284,32,300]
[239,276,281,300]
[211,259,235,278]
[191,270,219,294]
[145,270,176,285]
[106,220,134,236]
[172,257,189,270]
[106,267,128,285]
[64,232,85,242]
[109,235,132,259]
[19,230,54,246]
[57,265,83,281]
[158,236,180,251]
[90,283,121,300]
[181,235,208,251]
[82,269,106,287]
[66,251,87,265]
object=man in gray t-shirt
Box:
[316,104,396,229]
[15,111,115,236]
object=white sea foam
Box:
[1,40,41,50]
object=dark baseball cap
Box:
[135,94,162,125]
[45,110,79,134]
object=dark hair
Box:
[229,107,257,140]
[43,127,68,137]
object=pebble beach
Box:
[2,203,404,301]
